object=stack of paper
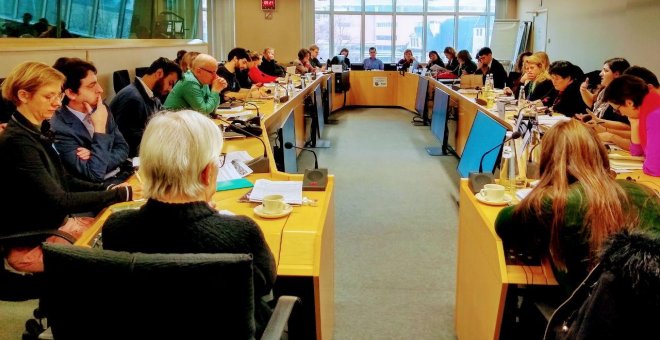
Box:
[249,179,303,205]
[609,153,644,171]
[537,115,571,127]
[215,151,255,192]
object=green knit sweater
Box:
[495,179,660,294]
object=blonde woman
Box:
[495,119,660,294]
[0,61,133,272]
[520,53,556,106]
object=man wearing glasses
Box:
[164,53,228,115]
[475,47,508,89]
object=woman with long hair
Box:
[443,46,459,72]
[495,119,660,294]
[519,53,556,106]
[452,49,477,77]
[427,50,445,69]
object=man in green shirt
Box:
[164,53,227,115]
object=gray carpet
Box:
[298,107,460,339]
[0,107,461,340]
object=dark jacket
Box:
[476,58,508,89]
[525,78,557,107]
[552,82,588,117]
[0,112,129,238]
[258,57,285,77]
[545,231,660,340]
[50,105,129,183]
[109,80,161,158]
[453,60,478,77]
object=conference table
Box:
[76,75,335,340]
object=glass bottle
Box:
[518,84,527,109]
[499,135,516,195]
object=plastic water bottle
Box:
[518,85,527,108]
[499,134,517,196]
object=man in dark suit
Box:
[258,47,285,77]
[110,57,182,157]
[476,47,508,89]
[51,58,130,185]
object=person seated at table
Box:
[475,47,508,89]
[398,49,419,72]
[258,47,286,77]
[506,51,532,98]
[101,109,276,336]
[179,51,199,73]
[579,57,630,123]
[451,49,478,77]
[518,53,556,106]
[624,66,660,94]
[363,47,384,71]
[328,48,351,70]
[308,44,324,71]
[110,57,182,158]
[164,53,228,114]
[427,50,445,70]
[548,60,588,117]
[217,47,252,100]
[293,48,313,75]
[247,51,278,85]
[0,61,134,273]
[443,47,459,72]
[50,57,131,185]
[495,119,660,296]
[604,75,660,177]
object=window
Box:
[314,0,495,64]
[0,0,204,40]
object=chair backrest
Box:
[135,67,149,78]
[112,70,131,93]
[42,244,257,340]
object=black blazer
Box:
[110,80,161,158]
[476,58,508,89]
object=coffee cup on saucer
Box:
[480,184,505,202]
[262,194,286,214]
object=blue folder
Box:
[216,178,253,192]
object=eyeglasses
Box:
[216,153,226,168]
[198,67,217,76]
[44,92,66,103]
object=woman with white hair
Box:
[101,110,276,336]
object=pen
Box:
[135,171,143,184]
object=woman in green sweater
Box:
[495,119,660,295]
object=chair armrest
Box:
[260,295,300,340]
[0,229,76,244]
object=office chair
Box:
[134,67,149,78]
[41,244,299,340]
[112,70,131,93]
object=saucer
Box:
[475,192,512,206]
[254,204,293,218]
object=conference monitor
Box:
[425,88,451,156]
[456,110,508,178]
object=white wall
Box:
[517,0,660,76]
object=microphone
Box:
[216,116,270,173]
[284,142,329,191]
[284,142,318,169]
[274,83,289,103]
[478,131,522,172]
[468,130,522,193]
[243,101,261,125]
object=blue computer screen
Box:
[430,88,449,143]
[456,111,508,178]
[415,77,429,115]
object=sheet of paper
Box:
[216,152,254,182]
[248,179,303,205]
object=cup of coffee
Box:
[262,194,286,214]
[480,184,505,202]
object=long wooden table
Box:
[76,76,335,340]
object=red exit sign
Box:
[261,0,275,10]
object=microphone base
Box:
[468,172,495,194]
[246,156,270,173]
[303,168,328,191]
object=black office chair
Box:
[41,244,299,340]
[135,67,149,78]
[112,70,131,93]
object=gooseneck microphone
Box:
[216,116,270,173]
[284,142,318,169]
[478,131,522,173]
[275,83,289,103]
[243,101,261,125]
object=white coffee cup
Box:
[262,194,286,214]
[480,184,505,202]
